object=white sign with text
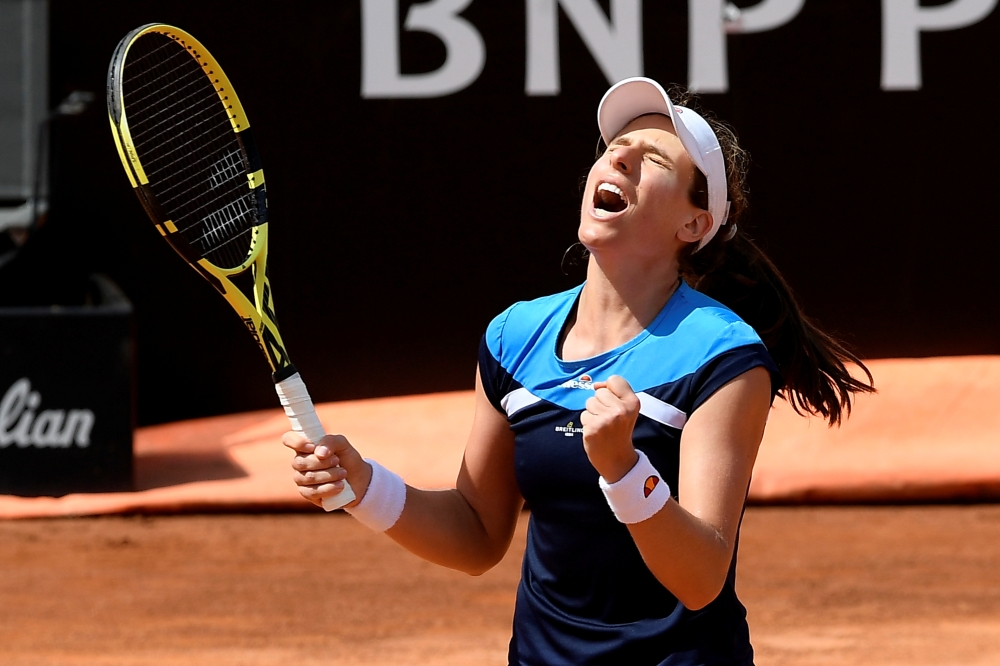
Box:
[360,0,997,96]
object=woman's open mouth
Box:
[593,182,628,216]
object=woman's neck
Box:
[560,252,681,362]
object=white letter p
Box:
[882,0,997,90]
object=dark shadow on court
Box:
[133,450,248,491]
[131,409,274,491]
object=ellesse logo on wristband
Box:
[643,475,659,498]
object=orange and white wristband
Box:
[344,459,406,532]
[598,450,671,524]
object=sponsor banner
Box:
[0,276,133,496]
[0,378,95,449]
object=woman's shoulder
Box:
[484,285,581,361]
[643,283,779,397]
[673,282,755,330]
[674,282,745,324]
[660,282,766,356]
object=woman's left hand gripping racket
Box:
[106,24,355,510]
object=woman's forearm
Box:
[627,499,735,610]
[585,369,770,610]
[381,370,525,575]
[386,486,519,575]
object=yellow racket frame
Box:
[108,24,290,375]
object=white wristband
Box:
[345,458,406,532]
[598,449,671,524]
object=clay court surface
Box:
[3,356,1000,664]
[1,505,999,666]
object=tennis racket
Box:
[106,24,355,510]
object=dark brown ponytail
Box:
[669,87,875,426]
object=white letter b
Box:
[362,0,486,98]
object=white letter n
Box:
[526,0,643,96]
[362,0,486,98]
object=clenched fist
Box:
[579,375,640,483]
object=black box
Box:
[0,274,134,495]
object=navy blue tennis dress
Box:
[479,281,780,666]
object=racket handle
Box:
[274,372,356,511]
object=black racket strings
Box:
[122,32,257,270]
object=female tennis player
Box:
[284,77,874,665]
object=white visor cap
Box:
[597,77,731,250]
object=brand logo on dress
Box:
[560,373,594,390]
[0,378,95,449]
[554,420,584,437]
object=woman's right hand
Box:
[282,432,372,508]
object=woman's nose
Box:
[609,147,633,175]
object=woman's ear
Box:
[677,211,713,245]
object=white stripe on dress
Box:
[636,392,688,429]
[500,387,542,417]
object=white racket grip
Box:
[275,372,356,511]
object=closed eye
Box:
[647,154,672,169]
[607,136,675,169]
